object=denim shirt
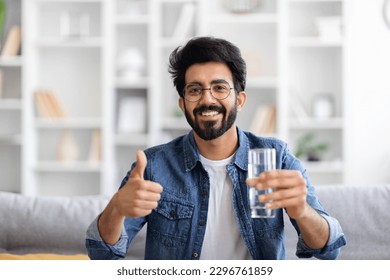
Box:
[86,128,346,260]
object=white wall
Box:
[345,0,390,184]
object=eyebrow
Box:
[186,79,230,87]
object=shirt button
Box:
[169,210,177,218]
[201,191,208,196]
[198,220,205,226]
[192,252,199,258]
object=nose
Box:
[199,88,217,103]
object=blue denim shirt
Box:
[86,128,346,260]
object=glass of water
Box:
[248,148,276,218]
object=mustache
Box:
[193,105,226,115]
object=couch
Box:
[1,184,389,260]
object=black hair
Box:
[168,36,247,97]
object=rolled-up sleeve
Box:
[296,214,346,259]
[85,216,129,260]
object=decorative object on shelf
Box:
[295,132,328,162]
[34,91,66,119]
[224,0,261,14]
[117,48,145,80]
[1,25,22,56]
[57,130,79,163]
[315,17,342,42]
[60,11,90,40]
[117,96,146,133]
[311,93,334,120]
[172,3,196,39]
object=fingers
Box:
[246,170,306,190]
[130,150,147,180]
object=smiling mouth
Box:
[201,111,219,117]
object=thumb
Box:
[130,150,147,179]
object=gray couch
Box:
[1,184,389,259]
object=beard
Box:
[184,100,238,141]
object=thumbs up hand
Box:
[113,150,163,218]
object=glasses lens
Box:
[184,85,202,102]
[211,83,231,99]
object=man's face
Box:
[179,62,244,141]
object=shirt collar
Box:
[182,127,250,172]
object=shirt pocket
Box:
[148,197,194,247]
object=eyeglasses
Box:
[183,80,233,102]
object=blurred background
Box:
[0,0,389,197]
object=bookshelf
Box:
[22,0,108,196]
[0,0,348,196]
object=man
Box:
[86,36,346,260]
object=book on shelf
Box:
[172,3,196,39]
[289,87,310,121]
[88,129,101,163]
[249,105,276,135]
[34,91,66,119]
[1,25,22,57]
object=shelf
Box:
[162,117,190,131]
[115,15,150,25]
[210,14,278,24]
[36,0,103,3]
[289,118,343,130]
[0,99,22,110]
[0,56,23,67]
[289,0,343,3]
[35,38,103,48]
[35,118,101,129]
[34,161,101,172]
[115,77,149,89]
[301,160,343,173]
[289,37,343,47]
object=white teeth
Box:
[202,111,218,116]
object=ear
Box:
[236,91,247,112]
[178,97,185,112]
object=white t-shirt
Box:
[199,154,251,260]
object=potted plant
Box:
[295,132,328,161]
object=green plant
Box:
[0,0,5,40]
[295,132,328,161]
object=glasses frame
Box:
[182,81,234,102]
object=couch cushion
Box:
[284,184,390,260]
[0,192,109,255]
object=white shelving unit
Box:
[22,0,108,196]
[0,0,347,196]
[286,0,346,184]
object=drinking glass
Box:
[248,148,276,218]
